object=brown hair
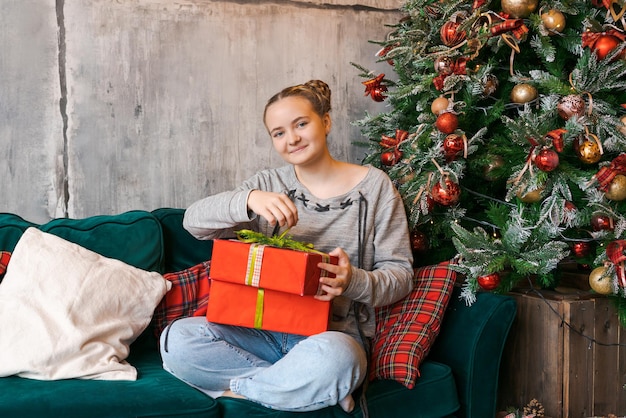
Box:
[263,80,332,123]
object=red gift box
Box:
[209,239,338,296]
[206,280,331,336]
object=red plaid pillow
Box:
[153,260,211,337]
[0,251,11,282]
[370,261,456,389]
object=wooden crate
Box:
[497,288,626,418]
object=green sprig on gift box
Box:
[235,229,324,254]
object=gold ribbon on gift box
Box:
[254,289,264,329]
[245,244,265,287]
[243,246,266,329]
[243,241,332,287]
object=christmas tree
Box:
[353,0,626,324]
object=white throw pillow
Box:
[0,227,171,381]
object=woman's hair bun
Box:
[264,79,332,121]
[302,80,331,115]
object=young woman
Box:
[160,80,414,413]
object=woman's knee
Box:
[159,317,212,365]
[305,331,367,371]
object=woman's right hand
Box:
[247,190,298,228]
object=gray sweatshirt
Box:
[183,165,414,338]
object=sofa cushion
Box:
[0,342,220,418]
[0,210,164,272]
[41,210,164,271]
[363,361,459,417]
[153,260,212,337]
[216,360,459,418]
[0,228,170,381]
[370,261,456,389]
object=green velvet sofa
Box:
[0,208,516,418]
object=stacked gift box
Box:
[207,239,337,336]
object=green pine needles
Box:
[235,229,324,254]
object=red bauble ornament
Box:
[534,148,559,172]
[370,88,387,102]
[443,134,465,161]
[381,150,402,166]
[376,44,397,66]
[431,178,461,206]
[591,213,614,231]
[410,230,429,252]
[593,34,621,60]
[435,112,458,134]
[477,272,500,290]
[440,21,466,46]
[362,74,387,102]
[571,241,592,258]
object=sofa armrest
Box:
[427,286,516,418]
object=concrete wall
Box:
[0,0,401,223]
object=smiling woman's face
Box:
[264,96,331,168]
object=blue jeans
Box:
[159,317,367,412]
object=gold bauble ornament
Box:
[517,187,543,203]
[510,83,538,104]
[576,138,602,164]
[620,115,626,137]
[589,266,613,295]
[541,9,566,33]
[605,174,626,201]
[431,96,450,115]
[501,0,538,18]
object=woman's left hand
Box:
[315,247,352,301]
